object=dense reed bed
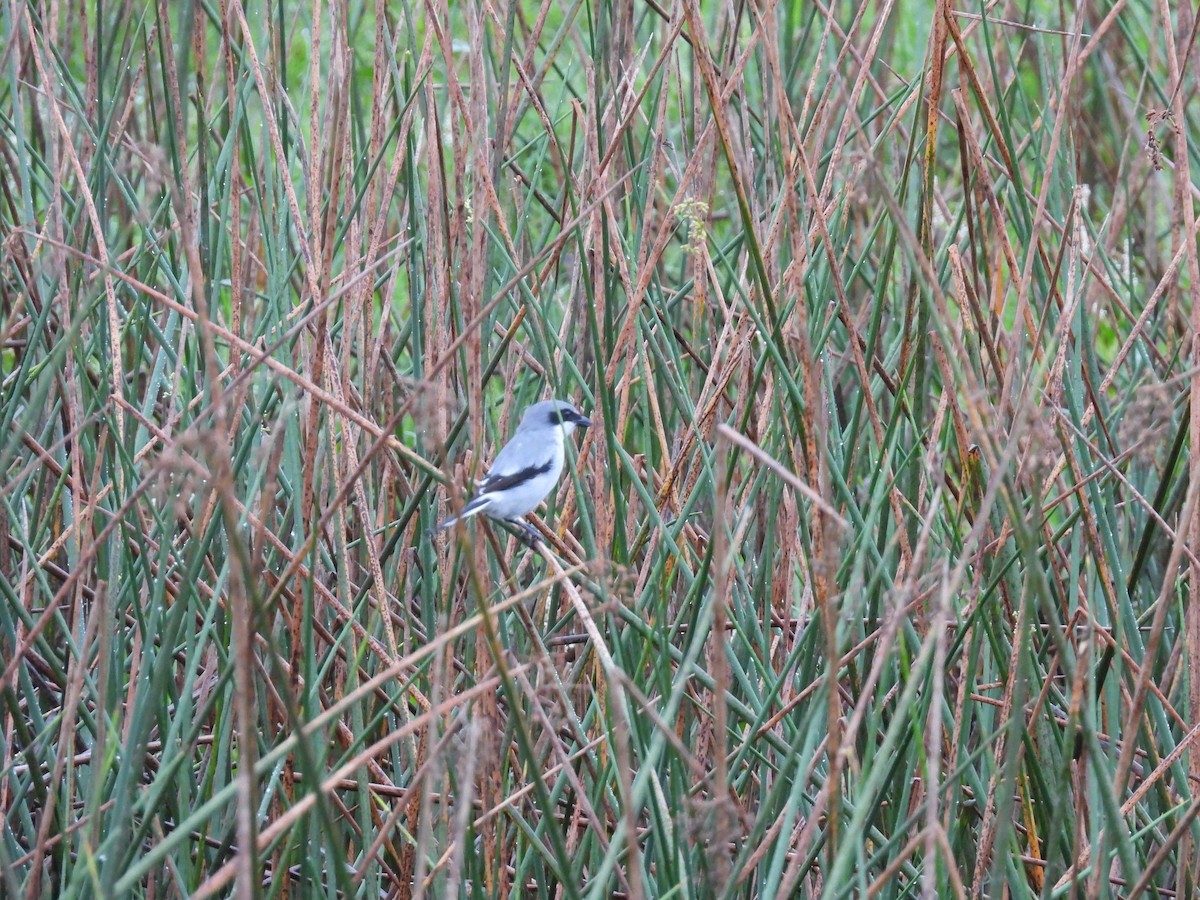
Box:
[3,1,1199,896]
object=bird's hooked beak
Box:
[574,411,592,428]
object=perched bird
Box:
[436,399,592,544]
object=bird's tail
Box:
[435,495,491,531]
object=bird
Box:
[436,399,592,544]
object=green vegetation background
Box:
[3,1,1199,897]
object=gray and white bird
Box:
[436,399,592,543]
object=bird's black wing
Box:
[477,458,554,495]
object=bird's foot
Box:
[510,519,543,547]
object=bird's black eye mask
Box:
[547,408,589,427]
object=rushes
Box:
[1,1,1197,897]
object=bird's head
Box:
[525,399,592,436]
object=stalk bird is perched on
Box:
[436,400,592,544]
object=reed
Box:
[1,1,1196,896]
